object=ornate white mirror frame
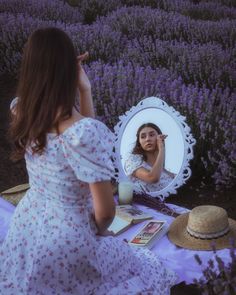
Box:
[113,97,196,200]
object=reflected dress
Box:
[125,154,174,193]
[0,118,177,294]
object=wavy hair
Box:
[9,27,78,160]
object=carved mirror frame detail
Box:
[113,96,196,200]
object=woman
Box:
[125,123,175,192]
[0,28,177,294]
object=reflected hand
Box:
[157,134,167,150]
[77,52,91,93]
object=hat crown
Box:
[168,205,236,250]
[188,205,229,234]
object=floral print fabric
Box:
[0,118,177,294]
[125,154,174,192]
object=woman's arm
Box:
[89,181,115,235]
[77,52,95,118]
[133,135,166,184]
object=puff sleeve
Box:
[61,118,115,183]
[124,154,143,176]
[10,97,19,113]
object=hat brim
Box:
[168,213,236,251]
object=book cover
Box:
[108,205,153,235]
[115,205,153,223]
[128,220,168,249]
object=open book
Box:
[108,205,153,235]
[129,220,168,249]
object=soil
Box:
[0,74,235,294]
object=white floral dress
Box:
[125,154,174,193]
[0,118,177,295]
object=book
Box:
[108,205,153,235]
[128,220,168,249]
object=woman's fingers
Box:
[157,134,167,146]
[157,134,168,141]
[77,52,89,63]
[77,52,89,75]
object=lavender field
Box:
[0,0,235,192]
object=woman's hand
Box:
[76,52,95,118]
[157,134,167,150]
[77,52,91,93]
[133,133,167,184]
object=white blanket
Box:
[0,197,15,243]
[0,197,231,284]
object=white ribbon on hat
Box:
[186,225,230,240]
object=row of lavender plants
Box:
[0,0,235,190]
[1,12,235,90]
[68,0,236,23]
[97,7,236,49]
[194,242,236,294]
[120,0,236,20]
[123,38,235,90]
[1,4,235,68]
[0,13,125,73]
[0,0,82,23]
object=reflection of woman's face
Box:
[139,127,158,152]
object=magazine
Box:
[108,205,153,235]
[128,220,168,249]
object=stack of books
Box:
[108,205,168,248]
[108,204,152,235]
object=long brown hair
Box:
[9,27,78,160]
[132,123,162,161]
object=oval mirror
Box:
[114,97,196,200]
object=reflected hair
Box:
[9,27,78,160]
[132,123,162,161]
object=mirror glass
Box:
[114,97,196,200]
[120,108,184,175]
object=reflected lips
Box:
[146,143,152,148]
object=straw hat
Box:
[1,183,29,206]
[168,205,236,250]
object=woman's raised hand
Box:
[76,52,95,117]
[77,52,91,93]
[156,134,167,150]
